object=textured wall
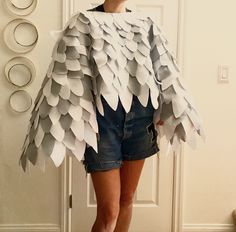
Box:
[182,0,236,231]
[0,0,62,230]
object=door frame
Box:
[171,0,186,231]
[61,1,187,232]
[60,3,75,232]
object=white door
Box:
[71,1,180,231]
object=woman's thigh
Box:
[119,159,145,200]
[90,167,121,210]
[90,159,145,208]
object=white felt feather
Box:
[19,9,205,174]
[148,16,205,156]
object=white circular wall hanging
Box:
[3,0,38,16]
[4,56,36,87]
[9,90,32,113]
[3,18,38,53]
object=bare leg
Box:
[90,167,121,232]
[114,159,145,232]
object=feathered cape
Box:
[19,9,205,173]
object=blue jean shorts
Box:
[82,94,160,175]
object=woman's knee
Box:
[97,201,120,223]
[120,192,135,207]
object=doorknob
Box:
[232,209,236,225]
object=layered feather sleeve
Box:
[18,13,98,173]
[148,17,205,155]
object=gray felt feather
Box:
[19,10,205,173]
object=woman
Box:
[19,0,204,231]
[85,1,161,232]
[82,2,203,231]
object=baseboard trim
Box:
[0,224,60,231]
[183,224,236,232]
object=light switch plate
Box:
[218,65,229,83]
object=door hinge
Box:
[69,194,72,209]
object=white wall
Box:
[0,1,63,231]
[182,0,236,231]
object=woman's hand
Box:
[157,120,164,126]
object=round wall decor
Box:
[3,18,38,53]
[9,90,32,113]
[4,56,36,87]
[4,0,38,16]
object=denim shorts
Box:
[82,94,160,176]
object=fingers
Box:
[157,120,164,126]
